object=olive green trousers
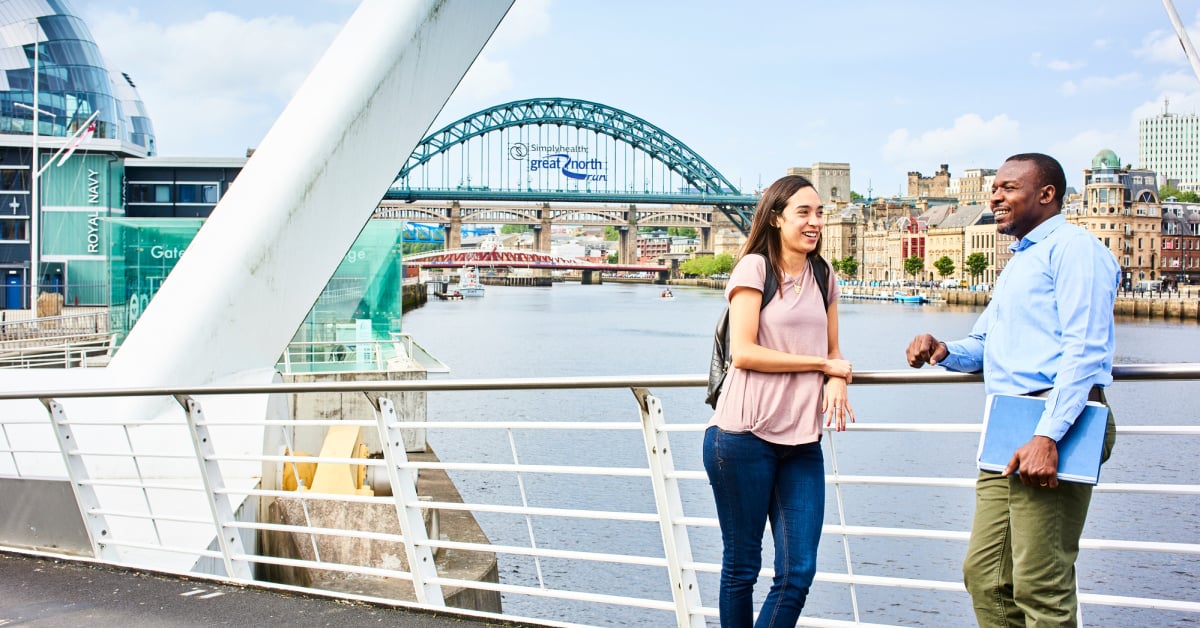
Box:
[962,411,1116,628]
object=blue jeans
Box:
[703,426,825,627]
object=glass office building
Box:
[0,0,156,309]
[0,1,412,365]
[0,1,155,148]
[106,218,409,370]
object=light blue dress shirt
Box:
[939,214,1121,440]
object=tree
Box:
[838,255,858,279]
[830,258,842,274]
[903,256,924,280]
[603,226,620,241]
[679,256,714,277]
[933,256,955,278]
[667,227,698,238]
[679,253,734,277]
[1159,185,1200,203]
[500,224,532,234]
[850,191,864,202]
[965,252,989,283]
[606,252,618,264]
[713,253,734,275]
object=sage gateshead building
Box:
[0,1,405,350]
[0,0,156,310]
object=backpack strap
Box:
[810,254,831,310]
[757,253,778,309]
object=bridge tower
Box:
[447,201,462,249]
[695,226,709,253]
[537,203,552,252]
[618,225,637,264]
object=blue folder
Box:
[977,393,1109,485]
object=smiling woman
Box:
[703,174,853,625]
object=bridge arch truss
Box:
[387,97,758,232]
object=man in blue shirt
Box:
[905,153,1119,627]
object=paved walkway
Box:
[0,551,526,627]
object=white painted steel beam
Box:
[110,0,514,386]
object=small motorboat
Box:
[893,290,927,304]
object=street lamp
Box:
[14,95,54,314]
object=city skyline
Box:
[80,1,1200,196]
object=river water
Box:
[400,281,1200,627]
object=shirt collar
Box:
[1009,213,1066,253]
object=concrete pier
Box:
[258,449,501,613]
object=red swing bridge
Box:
[403,247,670,275]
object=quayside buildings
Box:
[815,152,1199,289]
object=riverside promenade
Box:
[0,551,524,628]
[672,278,1200,322]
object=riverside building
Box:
[1139,99,1200,190]
[0,0,156,309]
[1068,149,1162,289]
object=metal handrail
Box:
[2,363,1198,400]
[1,365,1198,627]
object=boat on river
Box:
[894,290,928,304]
[458,267,485,297]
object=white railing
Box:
[277,334,449,374]
[0,333,116,369]
[0,307,109,339]
[0,366,1198,627]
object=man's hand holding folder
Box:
[1004,435,1060,489]
[978,394,1108,485]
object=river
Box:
[400,281,1200,627]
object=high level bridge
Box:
[377,97,759,263]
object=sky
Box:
[77,0,1200,197]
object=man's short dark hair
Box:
[1005,153,1066,207]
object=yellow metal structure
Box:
[305,425,375,496]
[281,448,315,492]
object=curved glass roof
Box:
[0,0,155,153]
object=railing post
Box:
[375,396,445,606]
[632,387,704,628]
[175,395,253,580]
[40,398,120,561]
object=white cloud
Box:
[1050,129,1130,183]
[84,8,341,155]
[488,0,552,49]
[1093,38,1109,49]
[1059,72,1140,97]
[1031,52,1084,71]
[447,0,552,109]
[882,113,1020,171]
[1047,59,1084,71]
[1136,29,1179,64]
[454,55,515,103]
[1132,89,1200,121]
[1136,17,1200,66]
[1155,71,1200,93]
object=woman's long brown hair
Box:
[738,175,822,298]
